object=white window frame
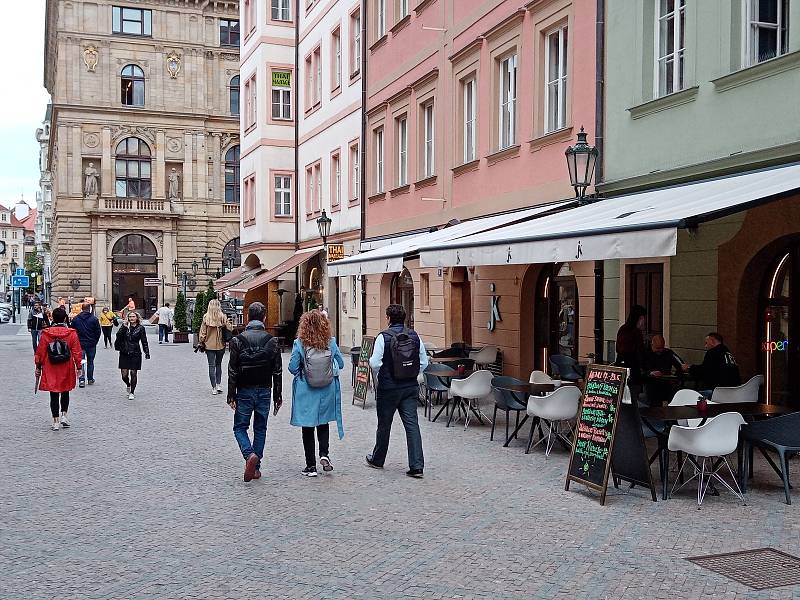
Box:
[463,77,477,163]
[275,175,292,216]
[744,0,789,66]
[377,0,386,38]
[334,29,342,88]
[332,153,341,206]
[545,26,568,132]
[423,103,434,178]
[316,164,322,212]
[272,82,291,120]
[352,11,362,76]
[499,54,517,150]
[654,0,685,98]
[315,49,322,103]
[272,0,291,21]
[399,0,409,19]
[351,143,360,200]
[245,75,257,129]
[375,128,384,193]
[397,116,408,186]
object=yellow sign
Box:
[272,71,291,88]
[327,244,345,262]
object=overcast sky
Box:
[0,2,50,210]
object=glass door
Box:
[762,246,798,405]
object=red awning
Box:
[214,265,248,290]
[227,248,321,294]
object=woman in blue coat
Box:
[288,310,345,477]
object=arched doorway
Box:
[761,244,799,405]
[534,263,578,370]
[391,268,415,327]
[449,267,472,345]
[112,233,158,315]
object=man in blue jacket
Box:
[71,303,102,387]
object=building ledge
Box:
[414,174,437,189]
[413,0,435,15]
[390,14,411,36]
[368,192,387,203]
[370,34,388,53]
[486,144,520,166]
[389,183,411,197]
[528,126,573,152]
[712,50,800,92]
[628,86,699,120]
[452,159,480,177]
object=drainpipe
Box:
[294,0,301,296]
[360,0,368,336]
[593,0,606,362]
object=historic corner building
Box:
[44,0,242,314]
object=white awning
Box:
[419,163,800,267]
[327,201,572,277]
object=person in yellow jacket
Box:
[98,307,119,349]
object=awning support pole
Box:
[594,260,604,362]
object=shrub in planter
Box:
[192,292,206,333]
[172,292,189,343]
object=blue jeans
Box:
[159,324,170,342]
[371,385,424,470]
[233,387,271,465]
[31,330,41,352]
[80,345,97,383]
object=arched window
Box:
[121,64,145,106]
[112,233,157,258]
[115,137,151,198]
[225,145,240,203]
[222,237,241,269]
[230,75,240,115]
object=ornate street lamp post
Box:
[191,260,199,276]
[316,210,333,310]
[201,253,211,275]
[565,126,599,204]
[172,259,179,278]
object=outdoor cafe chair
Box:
[525,385,581,457]
[490,376,529,445]
[741,411,800,505]
[710,375,763,404]
[449,370,494,430]
[424,364,456,422]
[470,346,498,370]
[549,354,585,382]
[670,389,716,427]
[668,412,746,508]
[529,370,554,384]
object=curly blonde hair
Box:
[297,310,331,350]
[203,299,229,327]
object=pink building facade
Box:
[361,0,597,378]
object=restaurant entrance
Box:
[111,234,158,315]
[534,263,578,371]
[391,268,415,327]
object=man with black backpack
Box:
[227,302,283,482]
[366,304,429,478]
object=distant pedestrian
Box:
[198,299,234,395]
[34,307,82,431]
[615,304,647,402]
[227,302,282,482]
[115,311,150,400]
[27,301,50,352]
[71,303,102,387]
[366,304,428,478]
[288,310,345,477]
[121,297,136,319]
[98,307,118,349]
[156,302,174,344]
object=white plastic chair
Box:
[529,370,554,384]
[710,375,763,404]
[449,370,494,430]
[667,412,746,507]
[469,346,498,370]
[525,385,581,457]
[669,388,715,427]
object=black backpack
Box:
[386,328,420,380]
[47,339,71,364]
[238,333,276,371]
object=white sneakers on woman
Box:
[128,393,135,400]
[51,422,59,431]
[60,415,70,428]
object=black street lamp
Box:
[316,210,332,245]
[191,260,199,276]
[214,269,221,279]
[225,256,235,272]
[9,259,17,275]
[201,252,211,274]
[172,259,179,278]
[181,271,189,298]
[565,126,599,203]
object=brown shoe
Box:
[253,470,262,480]
[244,454,259,482]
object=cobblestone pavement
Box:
[2,316,800,599]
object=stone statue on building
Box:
[168,168,180,202]
[84,163,99,198]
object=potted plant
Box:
[172,291,189,343]
[192,291,206,347]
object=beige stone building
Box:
[44,0,241,314]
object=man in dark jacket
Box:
[71,303,102,387]
[227,302,282,482]
[366,304,429,478]
[27,301,50,352]
[683,332,740,394]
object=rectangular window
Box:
[274,175,292,216]
[332,28,342,89]
[627,263,664,338]
[12,247,18,259]
[220,19,240,47]
[745,0,789,65]
[420,273,430,309]
[463,78,477,163]
[377,0,386,38]
[398,0,409,20]
[350,142,360,201]
[271,0,291,21]
[545,26,568,132]
[112,6,152,36]
[423,102,434,178]
[397,116,408,186]
[244,0,255,34]
[12,231,18,240]
[271,71,292,120]
[375,128,384,193]
[315,163,322,212]
[244,75,257,129]
[351,10,361,76]
[305,54,313,110]
[243,175,256,225]
[314,47,322,104]
[656,0,685,97]
[306,167,314,215]
[499,54,517,149]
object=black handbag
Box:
[222,326,234,343]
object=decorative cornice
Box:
[449,38,484,64]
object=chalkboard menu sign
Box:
[353,336,375,409]
[565,364,627,505]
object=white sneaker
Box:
[60,415,70,428]
[128,393,135,400]
[211,387,218,396]
[51,422,59,431]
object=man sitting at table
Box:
[646,335,684,377]
[682,332,740,396]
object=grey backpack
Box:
[303,345,333,388]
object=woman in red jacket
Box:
[34,307,83,431]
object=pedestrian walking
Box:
[121,297,136,319]
[71,303,102,387]
[156,302,174,344]
[98,307,118,349]
[34,307,82,431]
[227,302,282,482]
[198,299,234,395]
[366,304,429,478]
[27,301,51,352]
[115,311,150,400]
[288,310,345,477]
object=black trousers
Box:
[302,424,330,467]
[101,326,113,347]
[49,391,70,418]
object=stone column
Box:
[94,228,109,304]
[196,132,207,201]
[183,132,193,200]
[101,127,112,196]
[72,125,82,197]
[155,129,166,198]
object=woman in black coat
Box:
[115,311,150,400]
